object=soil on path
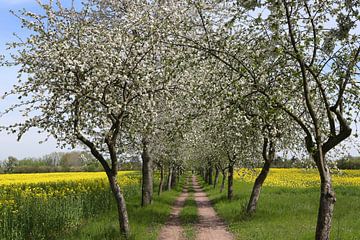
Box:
[192,176,234,240]
[158,180,189,240]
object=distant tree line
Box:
[0,151,142,173]
[261,156,360,170]
[1,152,358,174]
[336,156,360,170]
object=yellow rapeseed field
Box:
[235,168,360,188]
[0,171,141,239]
[0,171,139,206]
[0,171,137,185]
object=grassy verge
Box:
[200,177,360,240]
[179,185,198,240]
[62,178,186,240]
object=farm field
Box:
[203,168,360,240]
[1,169,360,239]
[0,171,180,240]
[0,171,138,185]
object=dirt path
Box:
[158,179,189,240]
[192,176,234,240]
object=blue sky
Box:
[0,0,77,160]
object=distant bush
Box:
[271,157,314,169]
[272,157,295,168]
[11,166,67,173]
[337,157,360,169]
[10,166,102,173]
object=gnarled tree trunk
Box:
[158,164,164,196]
[314,152,336,240]
[220,169,227,193]
[227,164,234,200]
[208,165,213,185]
[141,137,153,207]
[78,132,131,238]
[171,167,177,188]
[247,161,270,213]
[167,166,173,190]
[247,138,275,214]
[213,166,220,188]
[108,173,130,238]
[177,166,181,183]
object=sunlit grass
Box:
[203,169,360,239]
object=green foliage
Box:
[16,159,48,167]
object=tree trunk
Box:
[208,166,213,185]
[171,167,177,188]
[108,174,130,238]
[141,139,153,207]
[77,126,131,238]
[158,165,164,196]
[220,170,227,193]
[247,138,275,213]
[314,153,336,240]
[247,161,271,213]
[167,167,173,190]
[213,166,220,188]
[227,164,234,200]
[177,166,180,183]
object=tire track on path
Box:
[192,176,234,240]
[158,178,189,240]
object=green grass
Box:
[179,185,198,240]
[201,177,360,240]
[62,178,186,240]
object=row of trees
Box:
[0,151,143,173]
[0,152,95,173]
[1,1,359,239]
